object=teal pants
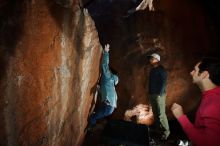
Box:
[149,94,170,138]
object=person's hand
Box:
[171,103,184,119]
[104,44,110,52]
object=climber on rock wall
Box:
[86,44,119,132]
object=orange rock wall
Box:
[0,0,102,145]
[0,0,220,145]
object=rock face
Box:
[0,0,102,146]
[0,0,220,146]
[124,104,154,125]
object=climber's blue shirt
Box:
[100,52,118,108]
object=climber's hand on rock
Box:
[104,44,110,52]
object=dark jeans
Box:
[89,103,115,125]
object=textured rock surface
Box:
[0,0,102,146]
[0,0,220,146]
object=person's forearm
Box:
[101,52,111,77]
[158,83,166,95]
[178,115,208,146]
[102,52,109,65]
